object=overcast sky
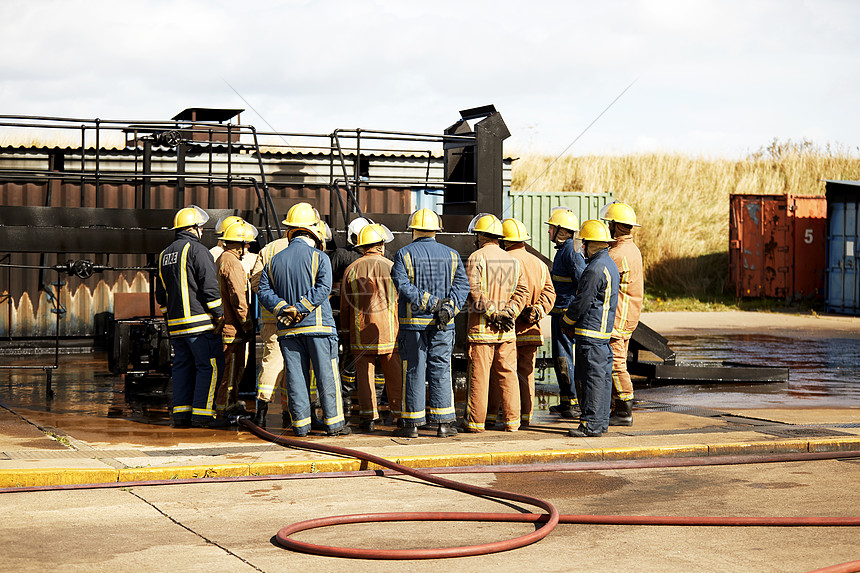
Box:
[1,0,858,158]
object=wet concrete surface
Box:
[1,312,859,570]
[1,330,858,431]
[1,459,857,572]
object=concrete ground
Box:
[0,310,858,571]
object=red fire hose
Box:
[239,419,860,566]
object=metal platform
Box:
[629,322,789,384]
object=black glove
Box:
[427,297,444,314]
[277,306,302,328]
[435,306,453,331]
[522,305,543,325]
[495,307,517,332]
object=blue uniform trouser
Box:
[551,314,578,406]
[398,328,456,427]
[171,332,224,423]
[280,334,345,433]
[573,338,613,434]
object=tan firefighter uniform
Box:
[340,245,403,424]
[216,248,253,412]
[463,242,529,432]
[608,234,643,401]
[250,236,289,405]
[487,242,556,427]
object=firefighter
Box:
[248,222,289,427]
[214,220,258,417]
[561,220,619,438]
[328,216,371,418]
[390,208,469,438]
[340,223,403,432]
[256,204,350,437]
[462,213,529,433]
[155,205,225,428]
[486,217,556,428]
[545,207,586,419]
[209,215,242,261]
[601,201,644,426]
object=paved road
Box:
[1,457,857,572]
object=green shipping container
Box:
[506,191,616,262]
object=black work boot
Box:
[393,425,419,438]
[436,422,457,438]
[549,402,580,419]
[608,399,633,426]
[358,419,375,433]
[253,399,269,427]
[567,424,602,438]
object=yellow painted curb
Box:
[250,459,361,475]
[492,449,602,465]
[602,444,709,461]
[4,437,860,489]
[708,440,809,456]
[374,453,494,470]
[808,437,860,453]
[118,464,249,483]
[0,468,119,488]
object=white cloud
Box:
[0,0,858,157]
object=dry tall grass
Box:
[511,140,860,297]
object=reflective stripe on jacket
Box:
[608,235,644,337]
[257,239,336,338]
[550,238,585,314]
[340,251,398,354]
[466,243,530,344]
[155,230,223,337]
[250,236,289,324]
[390,237,470,330]
[507,244,556,346]
[562,248,619,343]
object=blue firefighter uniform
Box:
[550,237,586,409]
[155,229,225,426]
[390,237,470,428]
[256,238,346,435]
[562,247,619,435]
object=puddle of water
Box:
[1,333,859,423]
[630,334,860,409]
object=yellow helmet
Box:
[315,220,332,243]
[282,202,320,227]
[355,223,394,248]
[407,208,442,231]
[600,201,641,227]
[578,219,614,242]
[221,220,258,243]
[501,218,530,242]
[214,215,243,236]
[172,205,209,229]
[544,207,579,232]
[468,213,504,237]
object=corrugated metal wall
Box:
[508,190,616,261]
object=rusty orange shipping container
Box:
[729,194,826,300]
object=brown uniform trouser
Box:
[354,350,402,422]
[487,343,539,427]
[217,340,247,412]
[256,322,285,403]
[610,334,634,401]
[464,340,520,432]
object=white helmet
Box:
[347,217,373,246]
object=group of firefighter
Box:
[155,199,643,438]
